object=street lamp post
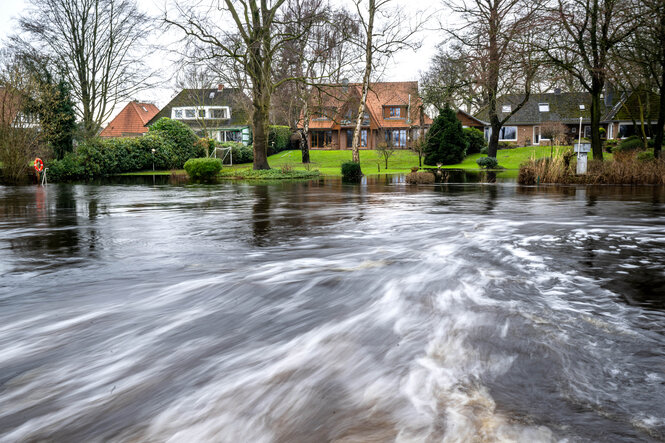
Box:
[151,148,155,172]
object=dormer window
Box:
[538,103,550,112]
[502,105,511,113]
[172,106,231,120]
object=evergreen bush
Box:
[148,117,200,161]
[184,157,223,180]
[341,161,362,182]
[268,125,292,155]
[464,127,486,154]
[615,135,643,152]
[424,107,468,165]
[476,156,499,169]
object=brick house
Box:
[300,81,432,150]
[99,101,159,137]
[474,90,663,146]
[147,85,251,144]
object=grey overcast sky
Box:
[0,0,441,123]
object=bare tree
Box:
[272,0,359,163]
[446,0,543,159]
[539,0,639,160]
[15,0,154,139]
[0,60,44,183]
[166,0,324,170]
[349,0,423,165]
[420,45,478,113]
[540,120,567,157]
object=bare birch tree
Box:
[350,0,423,165]
[14,0,154,139]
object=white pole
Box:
[578,116,583,160]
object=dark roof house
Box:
[148,85,251,144]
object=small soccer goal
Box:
[212,146,233,166]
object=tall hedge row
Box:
[48,118,203,181]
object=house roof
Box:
[147,87,250,127]
[303,81,433,130]
[475,92,619,125]
[100,101,159,137]
[610,90,661,121]
[457,109,488,126]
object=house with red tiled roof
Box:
[300,81,433,149]
[100,101,160,137]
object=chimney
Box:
[554,88,561,95]
[218,84,224,91]
[604,83,613,107]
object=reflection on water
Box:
[0,178,664,442]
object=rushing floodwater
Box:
[1,177,665,442]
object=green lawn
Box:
[121,145,594,177]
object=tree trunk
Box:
[655,17,665,159]
[590,79,604,161]
[252,90,271,170]
[488,121,500,158]
[352,0,375,164]
[301,104,310,163]
[655,77,665,159]
[300,128,310,163]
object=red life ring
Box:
[34,158,44,172]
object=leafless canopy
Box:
[15,0,154,138]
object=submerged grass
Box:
[217,168,320,180]
[519,151,665,185]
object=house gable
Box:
[100,101,159,137]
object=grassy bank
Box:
[119,146,570,177]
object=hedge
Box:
[268,125,292,155]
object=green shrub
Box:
[637,150,655,162]
[216,142,253,164]
[47,152,86,182]
[476,156,499,169]
[464,128,486,154]
[424,107,468,165]
[498,141,516,150]
[184,157,223,180]
[268,125,292,155]
[616,136,643,152]
[341,161,362,182]
[604,139,618,153]
[480,146,489,155]
[45,134,178,181]
[149,117,200,165]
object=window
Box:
[571,127,577,134]
[223,131,242,142]
[385,129,407,147]
[210,108,227,119]
[174,109,183,119]
[385,107,402,118]
[538,103,550,112]
[502,105,511,113]
[198,109,205,118]
[345,108,353,120]
[346,129,356,147]
[499,126,517,141]
[185,109,196,118]
[361,130,368,147]
[584,126,591,138]
[312,130,332,148]
[618,123,652,139]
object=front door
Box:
[533,126,541,145]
